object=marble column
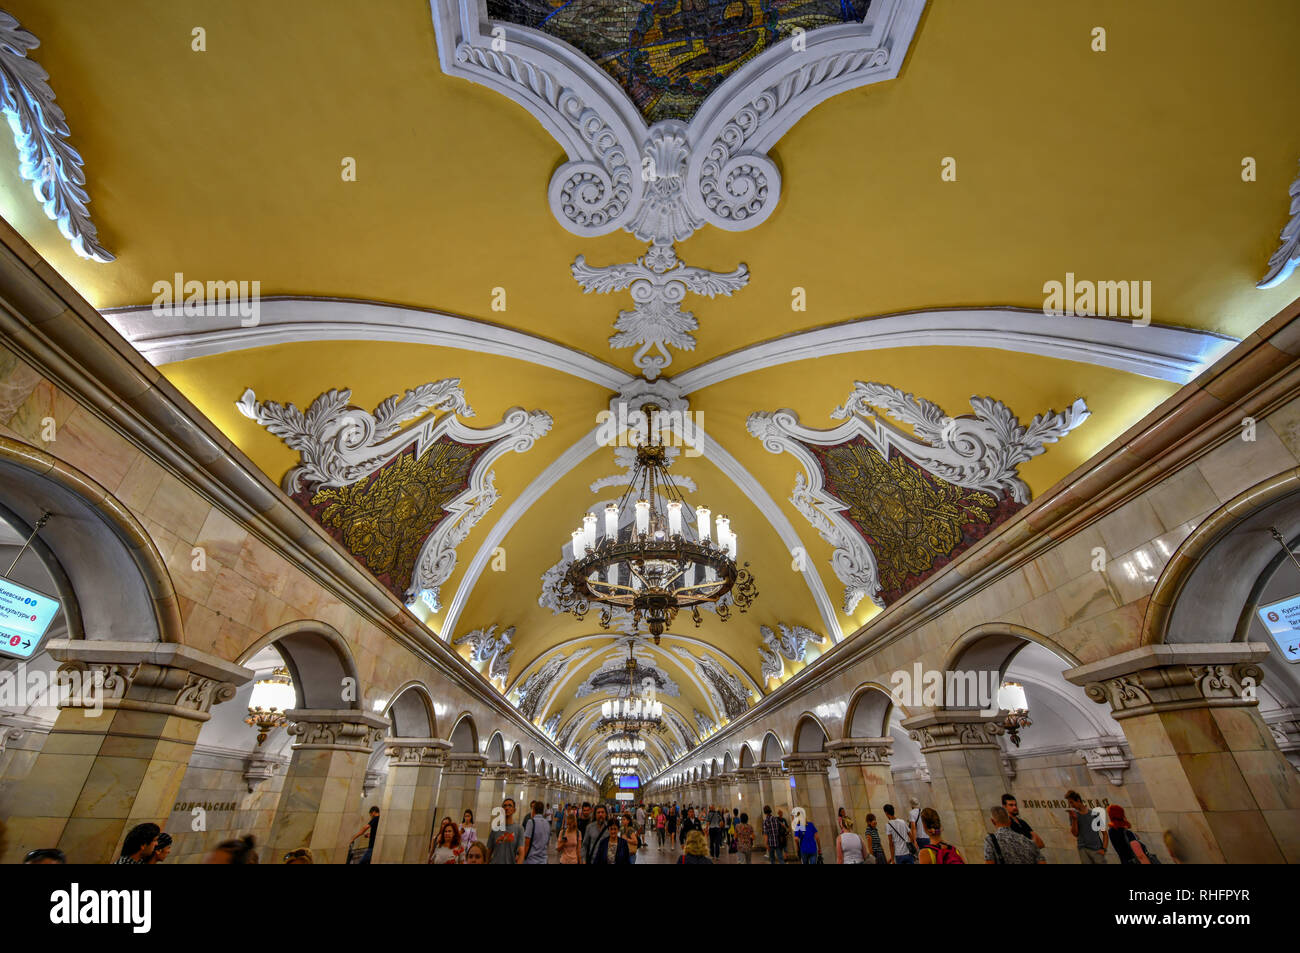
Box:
[827,737,894,826]
[504,767,529,809]
[1067,643,1300,863]
[524,771,544,810]
[901,709,1011,859]
[756,762,791,814]
[0,640,250,864]
[784,752,837,852]
[266,708,390,864]
[735,767,762,819]
[475,761,510,829]
[438,754,486,825]
[373,738,449,864]
[717,772,740,810]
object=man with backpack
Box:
[519,800,550,864]
[984,805,1044,864]
[916,808,965,864]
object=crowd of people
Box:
[22,787,1165,864]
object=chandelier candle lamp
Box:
[245,667,295,746]
[997,680,1032,747]
[550,424,758,642]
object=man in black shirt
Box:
[348,806,380,863]
[1001,794,1044,849]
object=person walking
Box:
[984,806,1045,864]
[593,818,630,864]
[557,808,583,864]
[734,812,755,864]
[907,797,926,851]
[863,814,887,865]
[623,814,641,864]
[761,805,784,864]
[836,817,867,864]
[519,800,550,864]
[883,803,915,864]
[581,805,609,864]
[916,809,964,864]
[706,804,725,860]
[795,813,821,864]
[1107,805,1156,865]
[347,807,380,864]
[679,829,712,864]
[666,806,678,848]
[486,797,524,865]
[655,809,667,849]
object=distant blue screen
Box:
[618,775,640,789]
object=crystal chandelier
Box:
[594,642,666,735]
[607,735,647,753]
[548,426,758,642]
[245,667,294,746]
[611,755,639,768]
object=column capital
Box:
[782,752,833,774]
[901,710,1004,752]
[733,766,756,779]
[755,761,787,778]
[385,737,452,767]
[285,709,390,752]
[444,752,487,775]
[1077,740,1131,785]
[481,760,511,779]
[826,737,894,766]
[47,638,253,722]
[1064,642,1268,720]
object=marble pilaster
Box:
[373,737,449,864]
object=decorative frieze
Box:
[826,737,893,767]
[385,737,452,768]
[782,752,833,775]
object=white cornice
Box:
[675,308,1237,389]
[103,298,632,390]
[103,300,1236,388]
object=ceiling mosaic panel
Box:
[293,439,488,601]
[808,439,1022,605]
[485,0,874,122]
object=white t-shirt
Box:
[840,832,866,863]
[886,817,911,856]
[908,807,923,839]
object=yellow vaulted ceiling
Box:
[3,0,1299,777]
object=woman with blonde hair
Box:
[836,816,867,864]
[679,829,712,864]
[557,808,583,864]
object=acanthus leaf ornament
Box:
[453,624,515,685]
[571,241,748,380]
[0,11,113,262]
[1258,159,1300,289]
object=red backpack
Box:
[924,841,965,865]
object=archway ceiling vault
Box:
[2,0,1298,770]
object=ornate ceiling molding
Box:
[758,622,827,683]
[430,0,927,381]
[431,0,925,242]
[453,623,515,686]
[749,382,1088,612]
[669,644,754,721]
[0,11,113,262]
[102,299,1235,388]
[572,240,748,379]
[237,381,552,607]
[1258,159,1300,289]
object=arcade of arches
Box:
[0,0,1298,866]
